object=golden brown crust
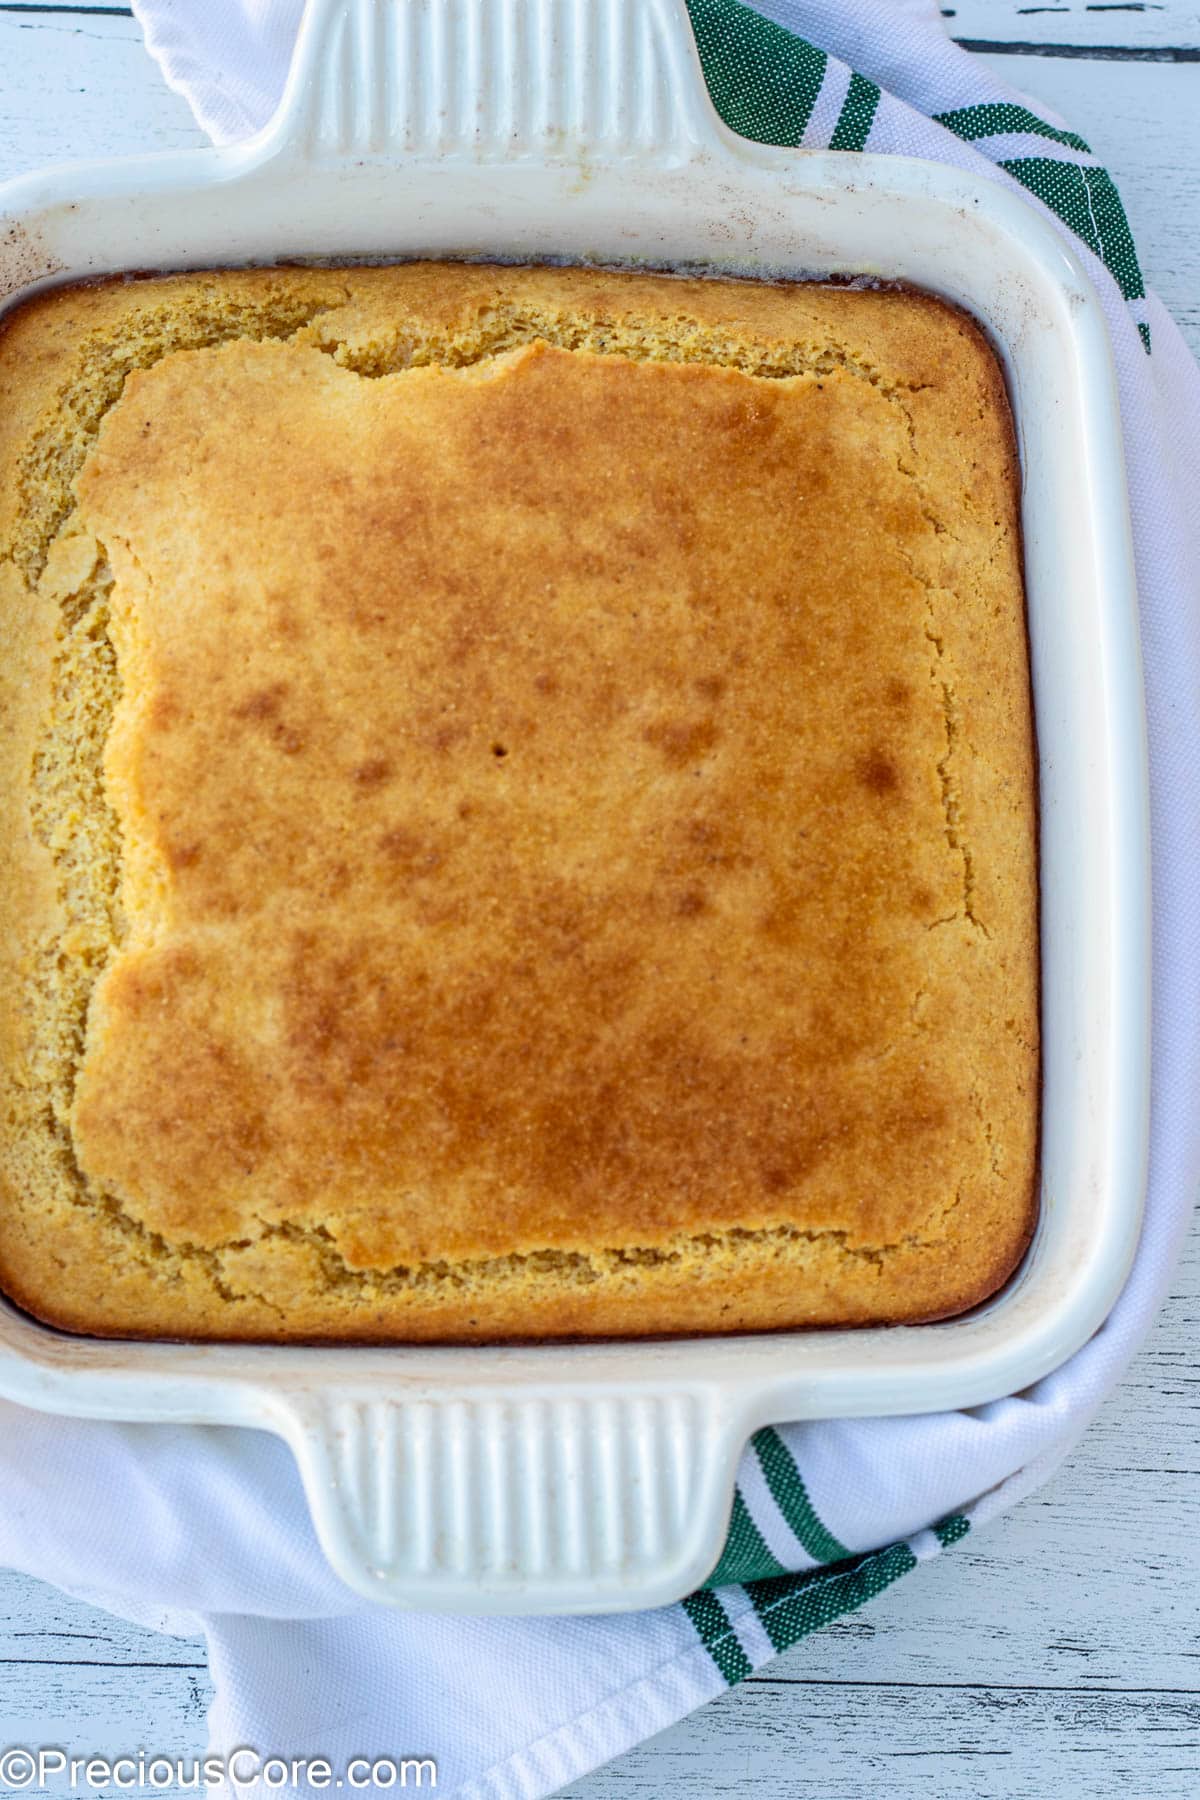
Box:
[0,263,1038,1341]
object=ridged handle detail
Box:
[269,0,722,163]
[277,1387,737,1609]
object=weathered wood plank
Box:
[0,0,1198,54]
[952,0,1200,56]
[0,1575,208,1799]
[0,10,201,177]
[562,1678,1200,1798]
[0,1572,204,1667]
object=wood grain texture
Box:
[0,1572,208,1799]
[952,0,1200,57]
[0,4,1198,1798]
[0,10,200,173]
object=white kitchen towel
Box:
[2,1,1198,1795]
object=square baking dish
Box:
[0,0,1149,1613]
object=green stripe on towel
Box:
[688,1514,973,1682]
[752,1427,850,1564]
[685,0,827,145]
[934,1512,971,1549]
[708,1490,788,1587]
[1000,158,1146,302]
[830,72,881,152]
[744,1540,919,1655]
[682,1589,754,1684]
[935,101,1092,154]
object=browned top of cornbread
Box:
[0,262,1037,1342]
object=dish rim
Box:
[0,0,1150,1613]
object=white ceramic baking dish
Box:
[0,0,1149,1615]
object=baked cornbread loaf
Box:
[0,262,1037,1342]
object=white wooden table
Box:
[1,3,1198,1794]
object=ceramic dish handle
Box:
[271,1384,744,1610]
[267,0,726,165]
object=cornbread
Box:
[0,262,1038,1342]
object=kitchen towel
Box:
[2,1,1198,1794]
